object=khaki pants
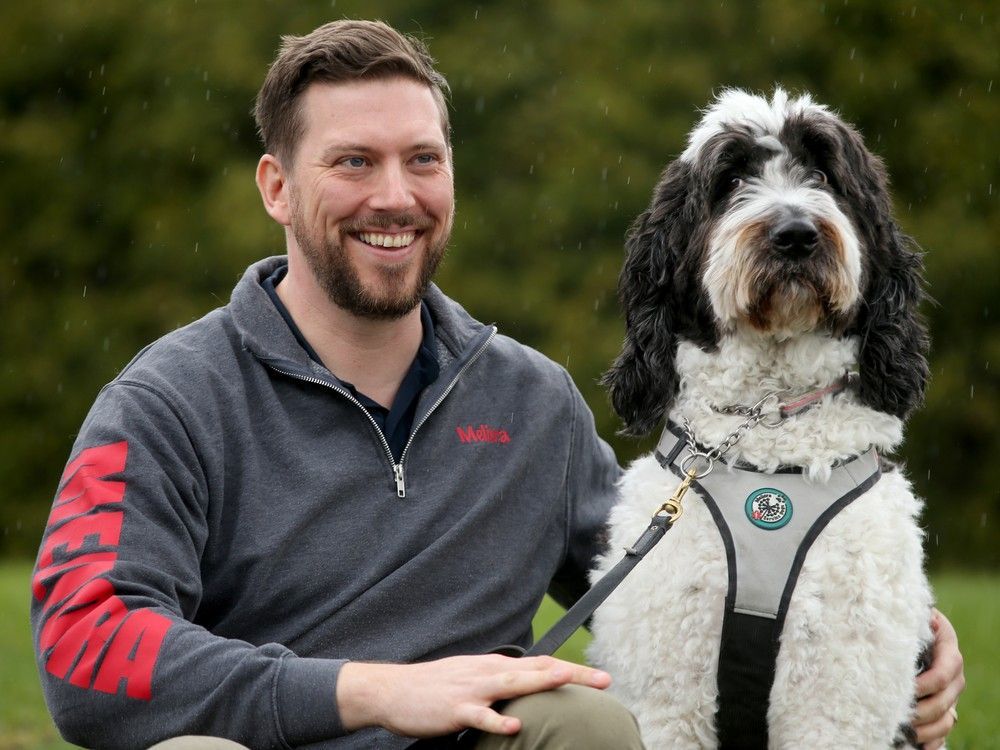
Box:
[148,684,645,749]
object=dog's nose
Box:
[772,219,819,259]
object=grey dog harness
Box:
[655,423,883,749]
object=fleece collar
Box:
[228,256,491,374]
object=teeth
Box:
[358,231,416,248]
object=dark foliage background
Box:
[1,1,996,568]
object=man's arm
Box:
[31,382,346,748]
[912,608,965,749]
[337,655,611,737]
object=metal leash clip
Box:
[656,467,699,522]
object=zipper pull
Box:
[394,464,406,498]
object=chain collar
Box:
[681,389,782,479]
[681,371,858,478]
[715,371,858,420]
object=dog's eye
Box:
[811,169,828,184]
[730,176,744,189]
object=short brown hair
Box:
[254,19,451,163]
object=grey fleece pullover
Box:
[31,256,620,750]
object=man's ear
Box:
[256,153,292,226]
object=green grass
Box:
[4,562,996,749]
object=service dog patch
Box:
[745,488,792,529]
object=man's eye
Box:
[413,154,437,165]
[342,157,367,168]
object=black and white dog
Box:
[588,89,934,748]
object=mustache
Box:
[340,213,435,233]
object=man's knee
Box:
[475,684,644,750]
[147,738,250,750]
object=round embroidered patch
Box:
[745,488,793,529]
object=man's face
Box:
[285,77,454,319]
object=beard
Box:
[290,206,449,320]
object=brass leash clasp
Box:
[656,467,698,522]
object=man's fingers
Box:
[913,703,958,745]
[456,703,521,735]
[489,662,610,698]
[532,657,612,688]
[915,610,964,700]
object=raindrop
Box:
[970,385,974,398]
[849,47,856,60]
[528,164,534,175]
[474,7,479,19]
[194,242,199,254]
[82,285,87,298]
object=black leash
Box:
[410,505,683,749]
[526,513,672,657]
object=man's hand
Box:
[913,608,965,750]
[337,654,611,738]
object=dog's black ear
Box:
[854,226,929,418]
[602,159,709,436]
[833,123,930,418]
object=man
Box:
[31,20,963,750]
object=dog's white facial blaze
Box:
[703,153,862,338]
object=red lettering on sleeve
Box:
[49,442,128,525]
[33,556,116,607]
[92,610,172,700]
[34,441,173,701]
[40,577,120,669]
[38,510,124,569]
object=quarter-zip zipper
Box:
[264,326,496,498]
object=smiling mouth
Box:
[355,231,418,249]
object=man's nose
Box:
[369,163,417,212]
